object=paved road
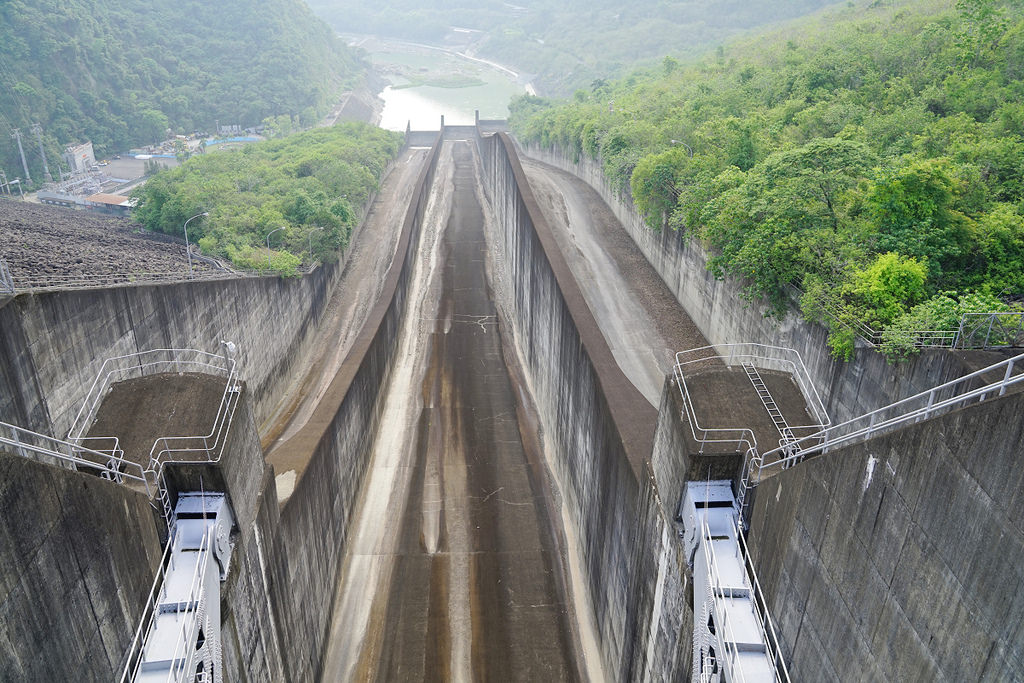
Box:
[320,141,581,681]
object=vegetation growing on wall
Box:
[0,0,364,188]
[131,123,403,274]
[511,0,1024,358]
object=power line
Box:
[31,122,52,182]
[10,128,30,183]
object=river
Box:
[350,36,529,131]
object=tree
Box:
[630,146,690,229]
[867,158,969,283]
[846,252,928,328]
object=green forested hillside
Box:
[131,123,402,274]
[512,0,1024,358]
[0,0,364,187]
[308,0,839,95]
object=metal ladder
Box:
[742,363,797,445]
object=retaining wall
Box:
[0,453,162,680]
[521,143,983,424]
[747,390,1024,681]
[481,132,692,680]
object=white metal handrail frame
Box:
[808,285,1024,351]
[759,351,1024,475]
[698,515,791,683]
[731,517,792,682]
[676,343,831,518]
[802,284,959,350]
[68,347,235,451]
[119,531,176,683]
[119,527,214,683]
[675,344,831,437]
[164,528,215,683]
[673,349,758,459]
[0,421,151,495]
[67,346,241,526]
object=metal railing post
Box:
[0,257,14,294]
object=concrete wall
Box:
[0,453,163,681]
[747,390,1024,681]
[481,132,693,680]
[0,256,335,443]
[521,143,983,425]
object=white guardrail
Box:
[66,345,242,526]
[673,343,830,453]
[0,421,152,494]
[1,347,242,529]
[119,528,215,683]
[758,351,1024,476]
[698,515,791,683]
[674,344,832,516]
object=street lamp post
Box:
[308,226,324,263]
[183,212,208,279]
[670,139,694,157]
[266,226,286,270]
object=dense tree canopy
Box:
[511,0,1024,358]
[131,123,402,274]
[0,0,364,188]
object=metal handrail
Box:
[120,527,214,683]
[675,344,831,433]
[119,533,177,683]
[164,528,214,683]
[957,312,1024,349]
[802,285,959,350]
[0,421,150,495]
[759,351,1024,474]
[67,346,241,529]
[9,268,263,293]
[68,348,235,446]
[700,515,791,683]
[675,344,831,514]
[731,518,792,682]
[673,350,759,457]
[700,520,747,683]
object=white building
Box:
[63,141,96,174]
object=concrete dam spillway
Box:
[2,124,1024,682]
[321,141,579,680]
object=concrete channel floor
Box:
[320,141,581,681]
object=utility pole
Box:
[31,123,52,183]
[0,169,8,195]
[11,129,30,183]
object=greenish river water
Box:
[352,36,527,131]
